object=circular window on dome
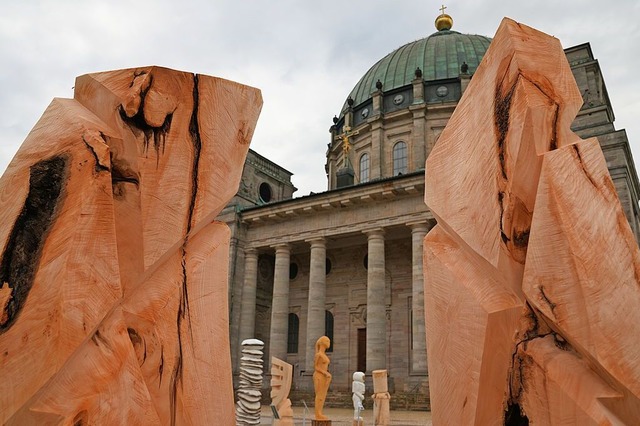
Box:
[393,94,404,105]
[259,182,272,203]
[361,108,369,119]
[436,86,449,97]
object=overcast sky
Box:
[1,1,639,196]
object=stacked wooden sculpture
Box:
[424,18,640,425]
[0,67,262,424]
[270,357,294,426]
[236,339,265,425]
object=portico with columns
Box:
[232,171,434,395]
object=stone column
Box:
[269,244,291,361]
[365,228,386,372]
[238,248,258,356]
[305,237,326,372]
[409,222,429,372]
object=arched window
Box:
[359,153,370,183]
[393,141,408,176]
[287,313,299,353]
[325,310,334,352]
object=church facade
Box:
[220,15,640,407]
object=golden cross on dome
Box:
[439,4,447,15]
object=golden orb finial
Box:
[435,4,453,31]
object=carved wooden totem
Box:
[424,18,640,425]
[270,356,294,426]
[0,67,262,425]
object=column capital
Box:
[244,247,258,256]
[363,228,385,238]
[305,236,326,248]
[406,221,429,233]
[272,243,290,256]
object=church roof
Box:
[342,27,491,114]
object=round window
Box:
[289,263,298,280]
[325,258,332,275]
[436,86,449,97]
[259,182,272,203]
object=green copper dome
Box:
[342,29,491,113]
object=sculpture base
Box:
[352,420,364,426]
[312,420,331,426]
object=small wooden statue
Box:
[313,336,332,422]
[372,369,390,426]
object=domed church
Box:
[218,11,640,408]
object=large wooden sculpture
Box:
[0,66,262,424]
[424,18,640,425]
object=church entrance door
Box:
[357,328,366,372]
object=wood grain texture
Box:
[424,17,640,425]
[0,67,262,425]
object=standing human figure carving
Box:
[313,336,332,420]
[352,371,365,425]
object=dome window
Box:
[393,141,408,176]
[259,182,272,203]
[436,86,449,97]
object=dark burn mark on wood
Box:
[73,410,89,426]
[81,133,110,174]
[91,329,111,350]
[111,156,140,200]
[572,144,598,188]
[0,156,68,333]
[550,104,559,150]
[513,229,530,248]
[170,73,202,426]
[119,73,174,167]
[505,402,529,426]
[159,345,165,386]
[539,285,557,316]
[553,334,570,351]
[127,327,148,364]
[129,70,147,88]
[494,79,518,180]
[498,192,510,244]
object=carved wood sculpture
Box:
[236,339,265,426]
[371,370,390,426]
[424,18,640,425]
[313,336,332,423]
[270,356,294,426]
[0,66,262,425]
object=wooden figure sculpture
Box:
[313,335,332,424]
[371,370,390,426]
[424,17,640,425]
[270,356,294,426]
[0,66,262,425]
[351,371,365,426]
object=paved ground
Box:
[260,405,432,425]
